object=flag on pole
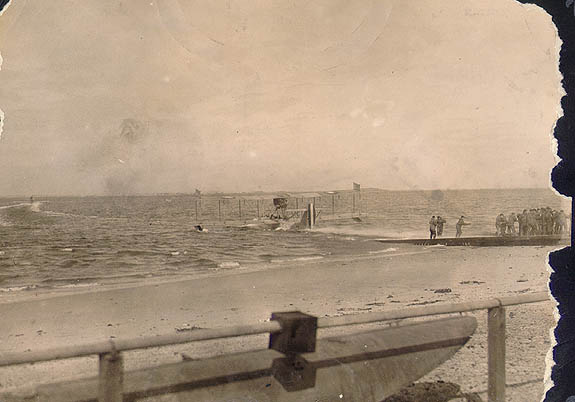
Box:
[353,182,361,191]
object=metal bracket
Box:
[271,354,316,392]
[268,311,318,391]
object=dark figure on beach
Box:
[194,224,205,232]
[436,216,446,237]
[429,216,437,239]
[455,216,469,238]
[495,213,506,236]
[30,196,34,204]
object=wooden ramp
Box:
[7,316,476,402]
[376,234,568,247]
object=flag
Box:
[353,182,361,191]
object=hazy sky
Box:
[0,0,563,195]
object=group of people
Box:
[429,215,470,239]
[495,208,568,237]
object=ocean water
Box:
[0,188,568,295]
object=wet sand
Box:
[0,245,557,401]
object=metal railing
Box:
[0,291,551,402]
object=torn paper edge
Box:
[539,3,567,401]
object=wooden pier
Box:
[375,234,568,247]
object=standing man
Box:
[429,216,438,239]
[518,210,527,236]
[456,216,470,238]
[507,213,518,235]
[544,207,554,235]
[527,209,538,235]
[496,213,506,236]
[557,210,567,234]
[436,216,446,237]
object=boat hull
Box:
[15,316,476,402]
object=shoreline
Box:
[0,242,430,305]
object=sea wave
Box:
[314,226,424,240]
[217,261,241,269]
[368,248,398,254]
[0,281,100,293]
[270,255,324,263]
[0,285,38,292]
[56,282,100,289]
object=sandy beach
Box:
[0,245,556,401]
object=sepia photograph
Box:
[0,0,571,401]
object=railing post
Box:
[488,304,506,402]
[98,349,124,402]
